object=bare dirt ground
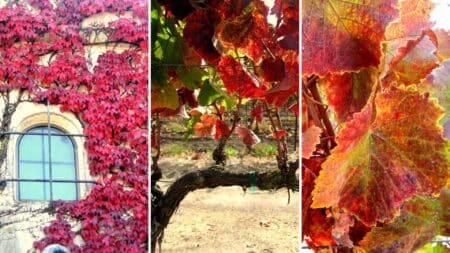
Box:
[156,152,299,253]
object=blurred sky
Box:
[431,0,450,29]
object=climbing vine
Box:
[0,0,148,251]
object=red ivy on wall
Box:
[0,0,148,252]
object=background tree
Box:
[0,0,148,252]
[150,0,299,252]
[302,0,450,251]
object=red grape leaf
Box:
[235,125,260,146]
[320,67,377,123]
[272,130,286,139]
[302,0,398,76]
[216,10,253,49]
[257,57,285,83]
[265,70,298,107]
[359,196,440,252]
[216,1,273,62]
[302,157,343,248]
[251,105,263,123]
[382,0,435,77]
[312,87,448,226]
[302,125,321,159]
[384,31,439,86]
[217,55,266,98]
[206,0,244,19]
[215,119,230,140]
[302,157,325,222]
[302,156,324,204]
[178,87,198,107]
[183,8,221,64]
[276,5,299,51]
[303,209,335,248]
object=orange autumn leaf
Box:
[312,87,448,226]
[303,209,335,248]
[194,114,216,137]
[382,0,436,75]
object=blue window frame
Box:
[18,126,78,201]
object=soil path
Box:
[156,155,299,253]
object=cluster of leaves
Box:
[302,0,449,251]
[0,0,148,252]
[151,0,299,164]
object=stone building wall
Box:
[0,7,136,252]
[0,102,90,252]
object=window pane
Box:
[51,135,75,163]
[19,134,43,162]
[52,164,76,180]
[19,182,45,200]
[18,126,78,201]
[19,162,45,179]
[52,183,77,201]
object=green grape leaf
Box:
[175,66,206,90]
[198,80,222,106]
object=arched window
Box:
[18,126,78,201]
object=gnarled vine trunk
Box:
[150,161,299,253]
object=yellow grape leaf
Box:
[312,87,448,226]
